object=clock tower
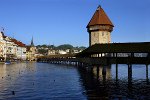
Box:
[87,6,114,46]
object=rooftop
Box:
[77,42,150,57]
[87,5,114,28]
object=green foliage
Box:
[79,46,86,50]
[36,44,86,54]
[48,45,56,49]
[38,49,47,54]
[41,44,47,48]
[57,44,74,50]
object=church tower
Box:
[31,36,34,46]
[87,5,114,46]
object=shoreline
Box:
[0,61,37,64]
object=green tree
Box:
[57,44,74,50]
[38,49,47,54]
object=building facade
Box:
[0,31,27,61]
[26,37,36,61]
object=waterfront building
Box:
[0,31,27,61]
[48,49,56,55]
[26,37,36,61]
[58,50,67,54]
[5,37,26,61]
[4,37,17,60]
[0,32,6,60]
[87,5,114,46]
[12,39,26,60]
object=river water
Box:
[0,63,150,100]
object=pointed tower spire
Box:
[31,36,34,46]
[97,5,101,10]
[87,5,114,28]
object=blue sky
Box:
[0,0,150,46]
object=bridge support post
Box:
[87,65,93,73]
[102,66,106,83]
[79,62,81,67]
[116,64,118,81]
[102,66,106,76]
[75,62,77,66]
[76,62,78,66]
[128,64,132,83]
[146,64,149,83]
[128,64,133,93]
[96,66,99,80]
[113,53,114,57]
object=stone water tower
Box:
[87,5,114,46]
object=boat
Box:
[4,53,11,65]
[5,55,11,64]
[5,60,11,64]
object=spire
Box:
[97,5,101,10]
[87,5,114,28]
[31,36,34,46]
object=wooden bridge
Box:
[37,42,150,65]
[37,42,150,82]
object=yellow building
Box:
[26,37,36,61]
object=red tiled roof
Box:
[11,38,26,47]
[87,6,114,28]
[17,41,26,47]
[1,31,26,47]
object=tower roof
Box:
[87,5,114,28]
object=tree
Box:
[79,46,86,50]
[38,49,47,55]
[41,44,47,48]
[57,44,74,50]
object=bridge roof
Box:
[77,42,150,57]
[87,5,114,28]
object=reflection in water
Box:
[0,64,6,79]
[78,64,150,99]
[0,63,87,100]
[0,63,37,99]
[0,63,150,99]
[93,66,112,80]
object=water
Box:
[0,63,86,100]
[0,63,150,100]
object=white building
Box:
[48,49,56,55]
[0,32,5,60]
[58,50,67,54]
[0,31,27,61]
